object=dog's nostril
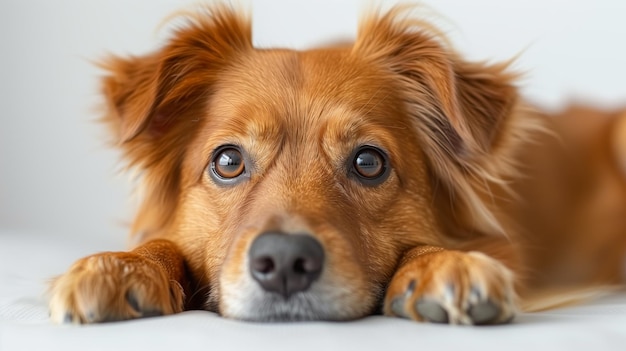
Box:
[294,257,322,274]
[293,258,306,274]
[253,256,275,274]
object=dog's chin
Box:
[218,277,375,322]
[235,293,336,322]
[219,291,354,322]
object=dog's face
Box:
[101,6,516,321]
[179,49,440,320]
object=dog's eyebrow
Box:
[320,106,399,157]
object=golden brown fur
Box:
[49,4,626,325]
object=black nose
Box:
[248,232,325,298]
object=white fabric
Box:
[1,230,626,351]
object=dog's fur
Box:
[49,5,626,325]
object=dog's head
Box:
[101,5,519,321]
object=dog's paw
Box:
[49,252,184,324]
[384,250,516,325]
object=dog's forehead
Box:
[211,48,400,127]
[210,48,406,138]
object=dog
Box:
[48,4,626,325]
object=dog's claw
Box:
[85,311,98,323]
[467,300,501,325]
[389,296,408,319]
[389,279,418,319]
[142,310,163,318]
[415,299,449,323]
[126,291,141,312]
[125,290,164,318]
[63,312,73,324]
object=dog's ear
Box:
[98,6,251,240]
[100,54,161,142]
[100,6,252,143]
[354,8,517,164]
[354,7,520,233]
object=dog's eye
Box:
[351,146,390,186]
[210,146,246,182]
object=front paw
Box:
[384,249,516,325]
[49,252,184,324]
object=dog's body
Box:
[49,5,626,325]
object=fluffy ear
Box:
[100,5,252,143]
[354,7,520,233]
[453,59,518,155]
[98,6,251,240]
[354,7,517,163]
[100,54,160,142]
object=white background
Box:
[1,0,625,243]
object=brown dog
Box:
[48,5,626,325]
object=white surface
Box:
[2,231,626,351]
[1,0,626,243]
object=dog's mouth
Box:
[218,280,356,322]
[222,283,380,322]
[238,292,337,322]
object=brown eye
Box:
[351,146,390,186]
[210,146,246,182]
